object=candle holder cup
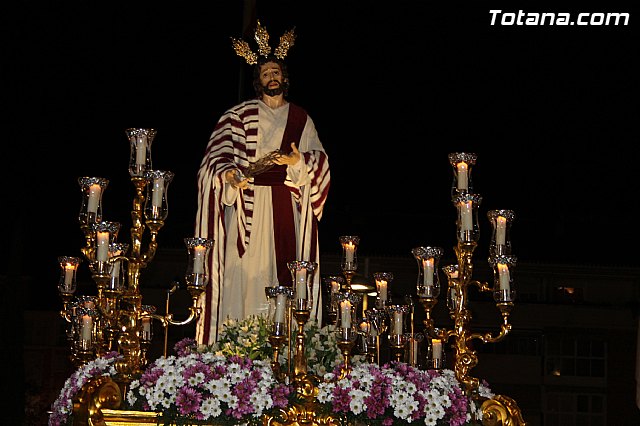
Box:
[78,177,109,232]
[489,255,517,303]
[488,209,515,257]
[339,236,360,287]
[144,170,174,224]
[184,237,213,298]
[127,128,156,178]
[412,246,444,300]
[287,260,317,311]
[453,193,482,244]
[373,272,393,309]
[449,152,477,197]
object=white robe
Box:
[195,99,330,344]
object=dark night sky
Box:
[3,2,638,309]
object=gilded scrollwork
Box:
[481,395,527,426]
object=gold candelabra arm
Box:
[129,176,147,260]
[268,334,287,381]
[336,338,356,379]
[454,347,480,395]
[146,312,169,328]
[293,309,310,378]
[470,301,514,345]
[59,294,75,323]
[419,297,438,331]
[342,270,355,290]
[470,322,513,346]
[138,220,162,266]
[147,290,203,329]
[159,305,201,327]
[80,245,94,262]
[454,241,477,277]
[127,177,164,285]
[470,279,491,292]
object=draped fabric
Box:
[194,99,330,345]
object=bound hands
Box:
[273,143,301,166]
[225,169,249,189]
[225,143,300,189]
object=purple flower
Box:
[175,386,202,415]
[330,386,352,413]
[173,337,197,357]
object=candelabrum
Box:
[57,128,213,392]
[286,259,319,399]
[417,152,518,398]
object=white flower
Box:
[200,396,222,418]
[49,353,121,426]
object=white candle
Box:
[151,176,164,208]
[142,317,152,340]
[496,216,507,245]
[135,136,147,165]
[331,280,341,294]
[456,162,468,190]
[81,315,92,343]
[432,339,443,360]
[296,268,307,299]
[87,184,101,214]
[460,201,473,232]
[64,263,75,285]
[360,321,369,334]
[340,300,352,328]
[393,311,403,335]
[275,293,287,323]
[96,231,109,262]
[498,263,511,291]
[345,242,355,263]
[377,280,388,302]
[111,260,120,278]
[424,258,434,286]
[193,245,205,274]
[411,339,420,365]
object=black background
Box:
[3,1,637,310]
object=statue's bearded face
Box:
[259,61,286,96]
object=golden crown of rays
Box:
[231,20,296,65]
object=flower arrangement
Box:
[316,362,493,426]
[201,315,274,361]
[296,319,366,377]
[203,315,365,377]
[50,316,494,426]
[48,351,122,426]
[126,348,292,426]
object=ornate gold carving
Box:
[231,38,258,65]
[72,376,122,426]
[481,395,527,426]
[266,403,345,426]
[232,20,296,65]
[254,20,271,58]
[274,28,296,60]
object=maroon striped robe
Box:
[194,99,330,344]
